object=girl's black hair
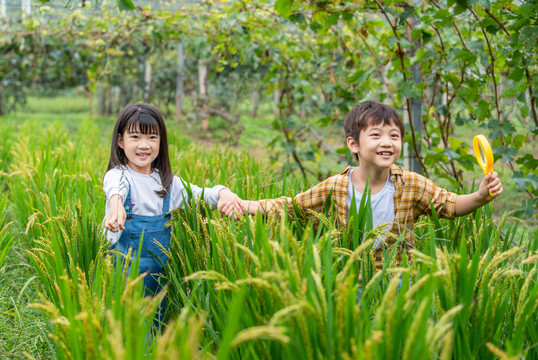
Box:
[106,103,172,198]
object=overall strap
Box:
[162,191,170,214]
[123,187,134,215]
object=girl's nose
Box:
[139,140,150,148]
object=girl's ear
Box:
[117,134,124,149]
[347,136,359,155]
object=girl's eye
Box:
[371,133,379,137]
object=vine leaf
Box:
[275,0,293,18]
[117,0,135,11]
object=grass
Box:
[0,251,54,359]
[0,95,536,359]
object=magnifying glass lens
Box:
[479,146,487,164]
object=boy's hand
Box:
[105,194,126,232]
[479,171,503,202]
[239,200,264,215]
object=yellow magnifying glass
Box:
[473,134,494,196]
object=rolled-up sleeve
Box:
[103,168,129,201]
[414,176,457,220]
[258,176,338,221]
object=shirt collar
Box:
[341,165,402,177]
[389,164,403,183]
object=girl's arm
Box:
[103,167,129,232]
[172,176,243,214]
[105,194,126,232]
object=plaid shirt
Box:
[259,164,457,269]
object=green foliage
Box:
[2,0,536,215]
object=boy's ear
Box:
[347,136,359,155]
[117,134,124,149]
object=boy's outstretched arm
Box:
[455,171,503,216]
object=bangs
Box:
[126,112,160,135]
[365,115,399,129]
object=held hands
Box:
[217,188,245,219]
[219,199,264,218]
[479,171,503,202]
[217,188,264,219]
[105,194,126,232]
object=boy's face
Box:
[347,122,402,170]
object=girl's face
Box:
[118,123,160,174]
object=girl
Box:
[103,103,241,326]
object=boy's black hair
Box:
[106,103,172,198]
[344,101,405,160]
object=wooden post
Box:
[175,43,184,124]
[251,88,259,118]
[198,58,209,131]
[97,83,104,116]
[21,0,31,18]
[143,57,152,102]
[273,87,280,119]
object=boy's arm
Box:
[254,177,337,219]
[455,172,503,216]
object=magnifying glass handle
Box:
[485,172,495,198]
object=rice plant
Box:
[0,193,14,271]
[2,116,536,359]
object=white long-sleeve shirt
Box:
[103,165,226,245]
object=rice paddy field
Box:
[1,100,537,359]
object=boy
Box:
[224,101,503,268]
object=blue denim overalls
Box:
[114,186,171,328]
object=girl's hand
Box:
[105,194,126,232]
[219,201,244,219]
[218,189,244,219]
[479,171,503,202]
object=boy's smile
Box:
[118,125,160,174]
